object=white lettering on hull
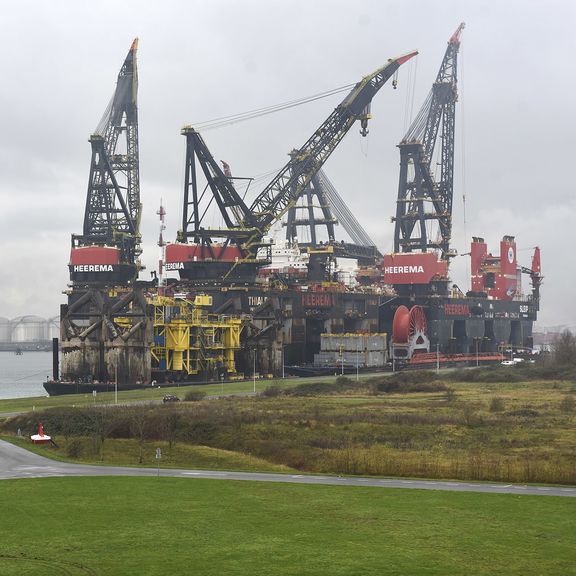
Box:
[72,265,114,272]
[384,265,425,274]
[164,262,184,270]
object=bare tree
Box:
[160,408,181,451]
[88,406,117,461]
[129,405,149,464]
[552,329,576,366]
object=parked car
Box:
[162,394,180,403]
[501,360,515,366]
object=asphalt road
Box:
[1,440,575,497]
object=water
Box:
[0,351,51,399]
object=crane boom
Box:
[393,25,463,259]
[245,51,417,251]
[70,39,142,285]
[166,50,416,283]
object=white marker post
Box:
[156,447,162,478]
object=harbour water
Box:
[0,351,51,399]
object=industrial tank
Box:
[11,316,48,343]
[47,316,60,340]
[0,317,11,343]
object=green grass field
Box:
[0,373,344,414]
[0,476,574,575]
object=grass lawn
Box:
[2,435,295,473]
[0,476,574,575]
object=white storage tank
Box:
[11,315,48,343]
[47,316,60,340]
[0,317,11,343]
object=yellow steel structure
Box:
[150,295,242,378]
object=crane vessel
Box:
[46,27,541,394]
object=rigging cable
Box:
[459,42,469,287]
[191,83,356,132]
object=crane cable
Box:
[191,83,356,131]
[459,43,469,286]
[402,55,419,133]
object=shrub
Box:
[461,403,483,426]
[66,438,85,458]
[262,385,283,397]
[184,391,206,402]
[368,371,449,394]
[489,397,506,412]
[507,408,540,418]
[288,378,359,397]
[444,387,457,402]
[560,394,575,413]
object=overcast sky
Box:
[0,0,574,330]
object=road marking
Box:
[181,472,228,476]
[536,487,551,491]
[291,475,303,478]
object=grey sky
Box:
[0,0,574,329]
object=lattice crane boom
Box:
[167,50,416,283]
[178,126,259,244]
[70,39,142,285]
[393,25,463,259]
[244,50,417,253]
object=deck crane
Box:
[166,50,417,283]
[69,38,142,285]
[393,23,464,260]
[60,39,151,387]
[283,167,382,281]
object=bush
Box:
[560,394,575,413]
[184,391,206,402]
[262,385,283,397]
[66,438,85,458]
[378,370,439,387]
[507,408,540,418]
[369,371,448,394]
[489,397,506,412]
[288,378,359,397]
[446,368,524,384]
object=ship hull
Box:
[43,380,146,396]
[380,293,537,354]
